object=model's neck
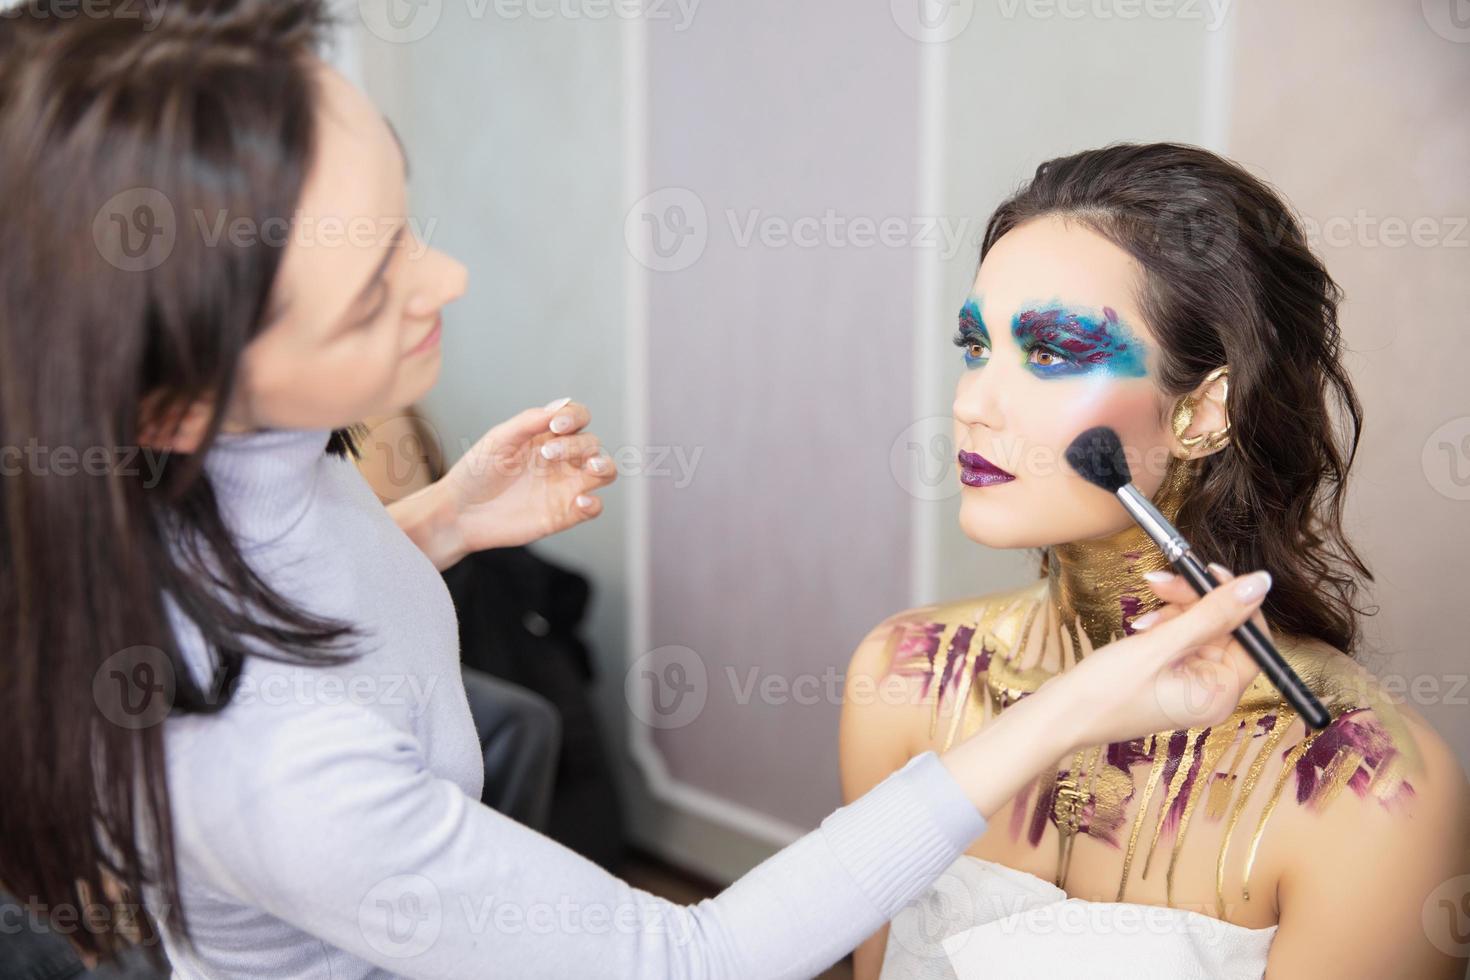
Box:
[1043,454,1197,654]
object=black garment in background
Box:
[442,545,627,871]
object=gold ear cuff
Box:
[1172,364,1231,456]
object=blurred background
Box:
[333,0,1469,891]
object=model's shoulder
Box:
[1257,635,1465,828]
[849,578,1049,680]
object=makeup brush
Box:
[1064,425,1331,730]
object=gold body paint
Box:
[883,455,1422,917]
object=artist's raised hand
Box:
[391,398,616,569]
[447,397,615,546]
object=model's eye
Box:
[952,329,990,367]
[1028,346,1073,369]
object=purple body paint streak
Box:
[1161,728,1211,836]
[1292,707,1416,807]
[937,625,975,697]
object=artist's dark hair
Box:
[984,142,1373,656]
[0,0,368,966]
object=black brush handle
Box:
[1174,552,1332,730]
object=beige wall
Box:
[1228,0,1470,778]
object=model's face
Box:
[953,214,1180,548]
[221,60,467,433]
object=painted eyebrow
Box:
[957,297,990,338]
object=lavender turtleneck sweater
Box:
[150,425,988,979]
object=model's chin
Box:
[957,491,1048,549]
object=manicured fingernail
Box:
[1143,570,1175,584]
[544,397,572,411]
[1132,610,1161,631]
[587,455,609,473]
[550,415,573,434]
[575,494,595,509]
[1208,562,1232,580]
[540,442,563,460]
[1234,570,1271,602]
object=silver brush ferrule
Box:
[1116,484,1191,563]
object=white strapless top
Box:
[879,855,1277,980]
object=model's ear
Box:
[1168,365,1231,460]
[137,390,216,454]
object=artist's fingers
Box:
[570,492,603,521]
[1139,570,1272,671]
[546,399,591,436]
[539,433,601,465]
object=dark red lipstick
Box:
[957,449,1016,487]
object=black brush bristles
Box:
[1065,426,1132,493]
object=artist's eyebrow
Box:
[383,114,411,180]
[333,222,407,335]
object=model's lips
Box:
[957,449,1016,487]
[407,314,442,356]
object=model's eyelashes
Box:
[952,299,1148,378]
[951,330,1077,372]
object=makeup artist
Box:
[0,3,1277,978]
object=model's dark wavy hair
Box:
[0,0,368,967]
[984,142,1373,657]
